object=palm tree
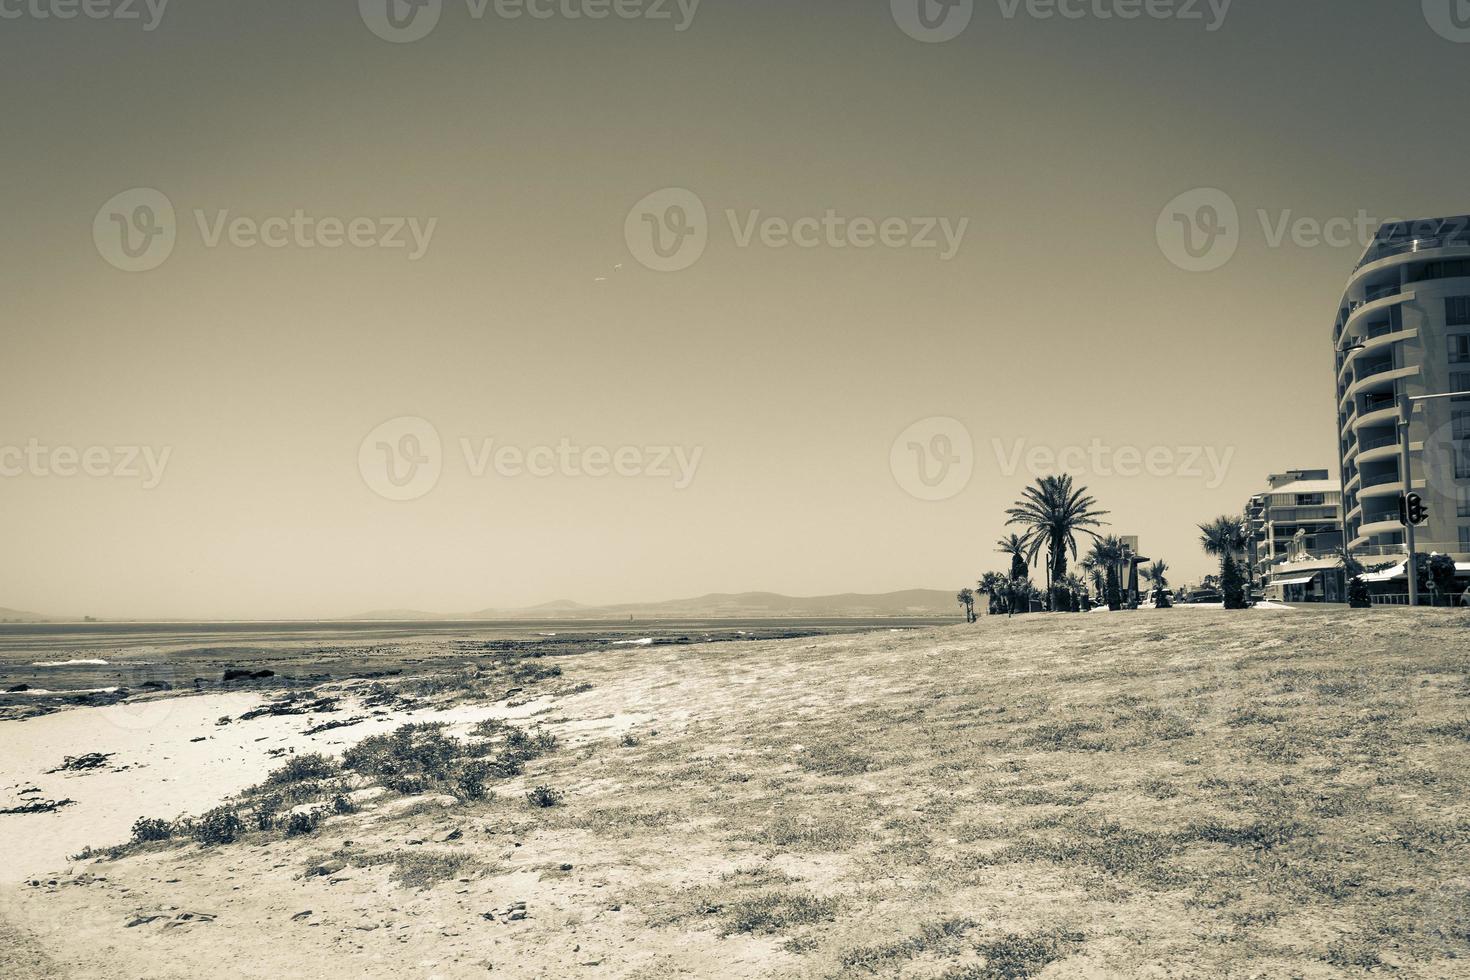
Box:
[994,534,1031,582]
[1144,560,1170,591]
[1199,516,1248,609]
[1062,573,1089,611]
[1144,560,1171,608]
[1006,475,1109,606]
[1085,535,1127,611]
[956,588,976,623]
[1080,558,1105,600]
[977,572,1009,615]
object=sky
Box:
[2,0,1468,619]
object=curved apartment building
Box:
[1335,215,1470,561]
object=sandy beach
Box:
[1,611,1467,978]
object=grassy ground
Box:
[5,609,1469,978]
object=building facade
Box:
[1335,215,1470,568]
[1246,471,1344,602]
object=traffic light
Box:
[1406,493,1429,527]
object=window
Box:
[1457,443,1470,480]
[1295,494,1324,506]
[1461,527,1470,550]
[1454,371,1470,402]
[1455,411,1470,440]
[1410,259,1470,283]
[1449,296,1470,327]
[1459,488,1470,518]
[1452,336,1470,364]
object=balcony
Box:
[1359,517,1407,539]
[1361,393,1396,413]
[1357,433,1398,454]
[1355,233,1470,274]
[1358,471,1404,497]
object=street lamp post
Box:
[1398,395,1420,606]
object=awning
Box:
[1273,575,1319,587]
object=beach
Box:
[2,610,1468,978]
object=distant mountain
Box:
[347,590,960,622]
[340,609,446,622]
[0,606,47,623]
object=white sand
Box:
[0,690,554,877]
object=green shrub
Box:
[252,793,282,831]
[284,809,325,837]
[453,760,496,801]
[130,817,173,843]
[266,753,341,785]
[526,785,563,808]
[191,806,245,846]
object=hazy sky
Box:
[2,1,1468,618]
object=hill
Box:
[368,589,961,622]
[0,607,46,623]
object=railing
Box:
[1349,544,1408,559]
[1369,594,1411,606]
[1364,320,1402,339]
[1357,434,1399,454]
[1355,360,1396,381]
[1360,473,1404,491]
[1364,283,1403,303]
[1356,233,1470,272]
[1361,396,1396,413]
[1264,507,1342,523]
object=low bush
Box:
[265,753,341,785]
[190,806,245,846]
[284,808,326,837]
[130,817,173,843]
[526,785,563,808]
